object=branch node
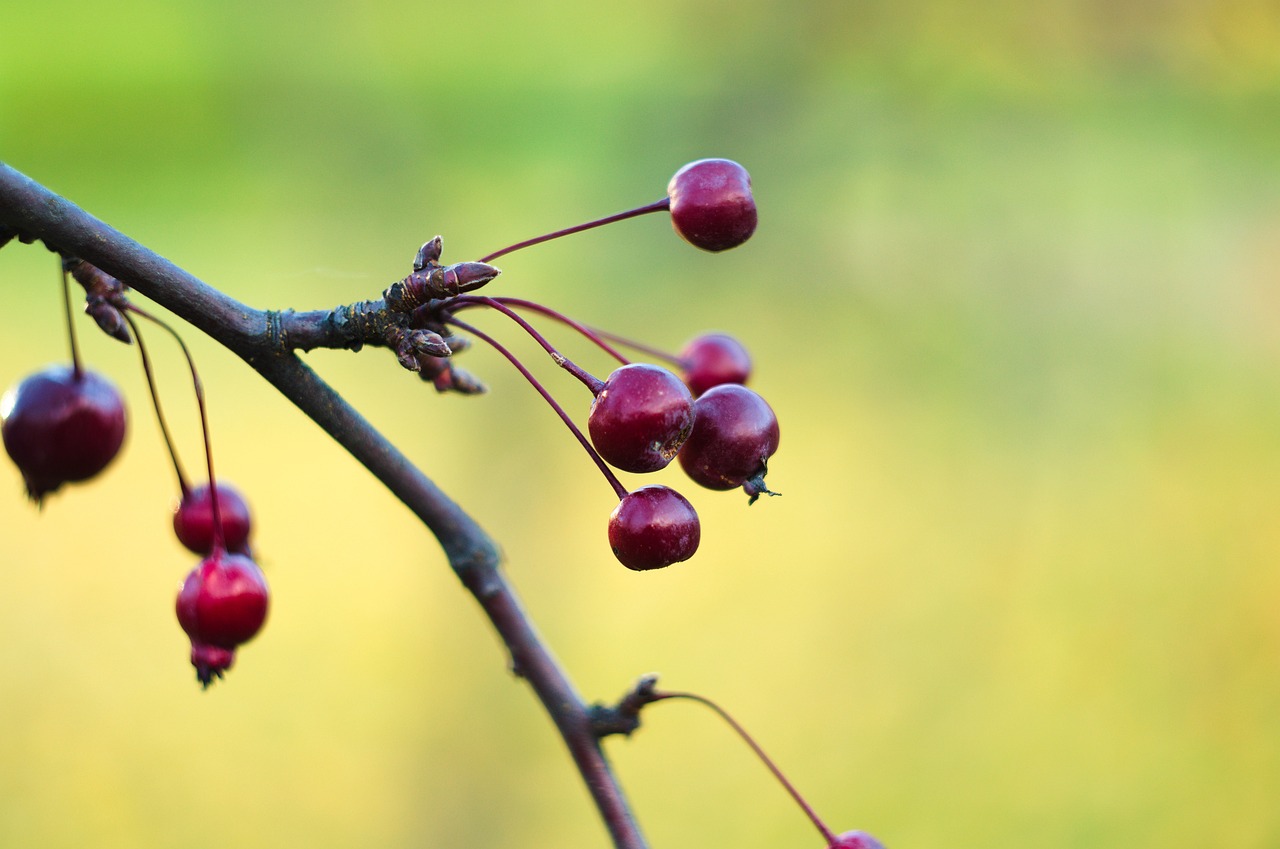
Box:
[63,257,133,343]
[266,309,288,351]
[589,674,662,739]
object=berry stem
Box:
[650,690,839,845]
[452,296,606,395]
[451,296,630,366]
[445,315,628,500]
[127,304,225,552]
[59,258,83,379]
[121,311,191,496]
[478,197,671,263]
[581,326,684,369]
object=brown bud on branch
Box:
[384,261,501,313]
[63,257,132,343]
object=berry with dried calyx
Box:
[1,364,127,504]
[608,485,700,571]
[678,383,779,499]
[187,641,237,687]
[588,363,695,474]
[173,481,253,555]
[667,158,757,252]
[680,332,752,396]
[176,550,269,687]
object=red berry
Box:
[830,830,887,849]
[173,481,253,555]
[680,333,752,396]
[588,364,695,473]
[608,485,700,571]
[667,159,757,252]
[1,364,127,503]
[176,551,269,685]
[678,384,779,493]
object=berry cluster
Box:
[2,159,774,672]
[383,158,781,571]
[173,480,268,686]
[1,259,268,687]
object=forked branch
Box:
[0,161,646,849]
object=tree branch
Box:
[0,161,647,849]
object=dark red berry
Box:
[667,158,757,252]
[678,384,779,495]
[173,481,253,555]
[608,485,700,571]
[830,830,887,849]
[680,333,752,396]
[1,364,127,503]
[588,363,695,473]
[176,550,269,686]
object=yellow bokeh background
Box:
[3,2,1280,847]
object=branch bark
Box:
[0,161,647,849]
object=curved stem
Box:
[651,691,838,845]
[59,260,83,378]
[582,326,684,369]
[478,198,670,263]
[450,296,631,366]
[0,160,647,849]
[445,314,628,500]
[451,296,606,394]
[127,303,224,550]
[122,311,190,496]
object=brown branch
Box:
[0,160,647,849]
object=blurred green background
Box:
[3,1,1280,847]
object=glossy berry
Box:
[667,158,757,252]
[680,333,752,396]
[608,485,700,571]
[588,363,695,473]
[678,383,779,493]
[830,831,887,849]
[1,364,127,503]
[174,481,253,555]
[176,550,269,686]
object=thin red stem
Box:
[451,296,631,366]
[582,326,683,369]
[453,296,606,395]
[127,304,224,552]
[445,315,628,500]
[651,691,838,845]
[478,198,671,263]
[59,260,83,379]
[122,312,191,496]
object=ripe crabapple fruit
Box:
[1,364,127,503]
[678,383,779,493]
[176,550,269,686]
[588,363,695,473]
[680,333,752,396]
[667,158,757,252]
[608,485,700,571]
[173,481,253,555]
